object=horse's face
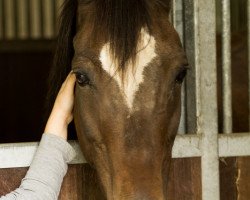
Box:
[72,1,187,199]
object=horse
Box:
[48,0,188,199]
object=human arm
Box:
[0,73,76,200]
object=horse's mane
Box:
[46,0,77,115]
[92,0,153,71]
[47,0,170,114]
[91,0,170,71]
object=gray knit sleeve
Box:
[0,134,76,200]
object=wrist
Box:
[44,112,68,140]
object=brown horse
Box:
[49,0,187,199]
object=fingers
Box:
[45,72,76,140]
[67,71,76,89]
[59,71,76,94]
[66,71,76,83]
[64,72,76,92]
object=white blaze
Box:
[100,29,156,110]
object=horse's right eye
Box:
[75,72,90,87]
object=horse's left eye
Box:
[175,68,187,84]
[75,72,90,86]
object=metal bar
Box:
[173,0,184,42]
[183,0,198,134]
[0,142,38,169]
[177,84,186,134]
[173,134,202,158]
[0,140,85,169]
[173,0,186,135]
[17,0,29,39]
[218,133,250,157]
[30,0,42,39]
[194,0,220,199]
[0,0,3,39]
[1,133,250,168]
[4,0,15,39]
[42,0,54,38]
[222,0,232,134]
[14,0,18,38]
[248,0,250,130]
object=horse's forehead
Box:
[99,29,157,110]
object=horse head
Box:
[51,0,188,199]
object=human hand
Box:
[45,72,76,140]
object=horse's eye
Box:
[175,68,187,84]
[75,72,90,86]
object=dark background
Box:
[0,41,54,142]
